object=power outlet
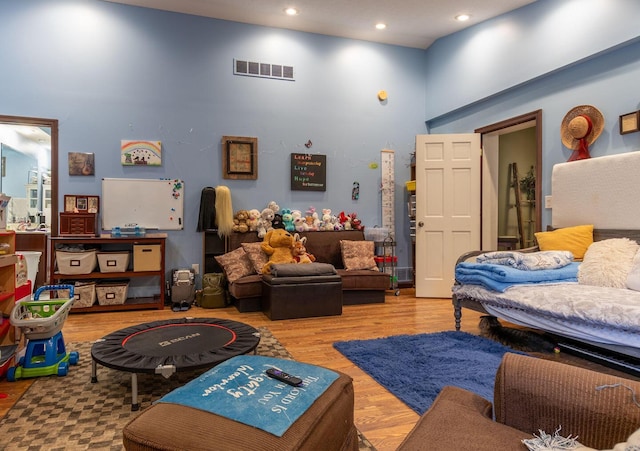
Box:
[191,263,200,275]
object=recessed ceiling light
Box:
[375,23,387,30]
[455,14,470,22]
[285,7,299,16]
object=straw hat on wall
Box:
[561,105,604,149]
[560,105,604,161]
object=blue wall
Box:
[1,0,426,275]
[4,0,640,284]
[424,0,640,229]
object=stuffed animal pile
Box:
[233,202,364,235]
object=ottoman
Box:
[122,356,358,451]
[262,273,343,320]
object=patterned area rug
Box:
[0,327,375,450]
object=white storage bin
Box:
[364,227,390,242]
[96,281,129,305]
[97,252,130,273]
[58,282,97,309]
[56,249,97,275]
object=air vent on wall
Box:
[234,59,295,81]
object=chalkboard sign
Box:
[290,153,326,191]
[102,178,184,230]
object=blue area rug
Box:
[333,331,521,414]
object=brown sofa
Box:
[398,352,640,450]
[226,230,390,312]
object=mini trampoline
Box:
[91,317,260,410]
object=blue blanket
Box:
[157,355,338,437]
[455,261,579,292]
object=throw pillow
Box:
[241,242,269,274]
[626,249,640,291]
[340,240,379,271]
[534,224,594,260]
[214,247,254,283]
[578,238,639,288]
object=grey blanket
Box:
[270,262,337,277]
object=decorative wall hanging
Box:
[290,153,326,191]
[560,105,604,161]
[121,140,162,166]
[68,152,95,176]
[222,136,258,180]
[619,111,640,134]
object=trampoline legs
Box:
[91,359,98,383]
[131,373,139,411]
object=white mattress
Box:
[552,150,640,229]
[453,282,640,357]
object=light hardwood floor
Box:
[0,289,634,450]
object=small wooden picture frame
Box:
[64,194,100,213]
[222,136,258,180]
[620,111,640,135]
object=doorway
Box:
[475,110,542,250]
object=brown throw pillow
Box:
[340,240,379,271]
[241,242,269,274]
[214,247,254,283]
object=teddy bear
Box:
[246,208,261,232]
[232,209,250,233]
[260,228,296,274]
[257,207,275,238]
[292,234,315,264]
[281,209,295,232]
[351,212,363,231]
[294,216,309,232]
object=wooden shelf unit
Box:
[49,234,166,312]
[0,231,17,346]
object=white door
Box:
[415,134,481,298]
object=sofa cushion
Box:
[534,224,594,260]
[340,240,378,271]
[578,238,638,288]
[228,274,263,299]
[241,242,269,274]
[494,353,640,449]
[397,386,527,451]
[215,247,254,283]
[337,269,390,290]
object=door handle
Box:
[418,221,424,227]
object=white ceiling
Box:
[103,0,537,49]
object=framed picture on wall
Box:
[222,136,258,180]
[620,111,640,134]
[68,152,95,176]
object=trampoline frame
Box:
[90,317,260,410]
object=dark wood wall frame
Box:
[221,136,258,180]
[0,114,59,236]
[475,109,543,243]
[620,111,640,135]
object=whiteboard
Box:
[102,178,184,230]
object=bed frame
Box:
[453,228,640,375]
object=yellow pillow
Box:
[534,224,594,260]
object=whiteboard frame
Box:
[101,178,184,231]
